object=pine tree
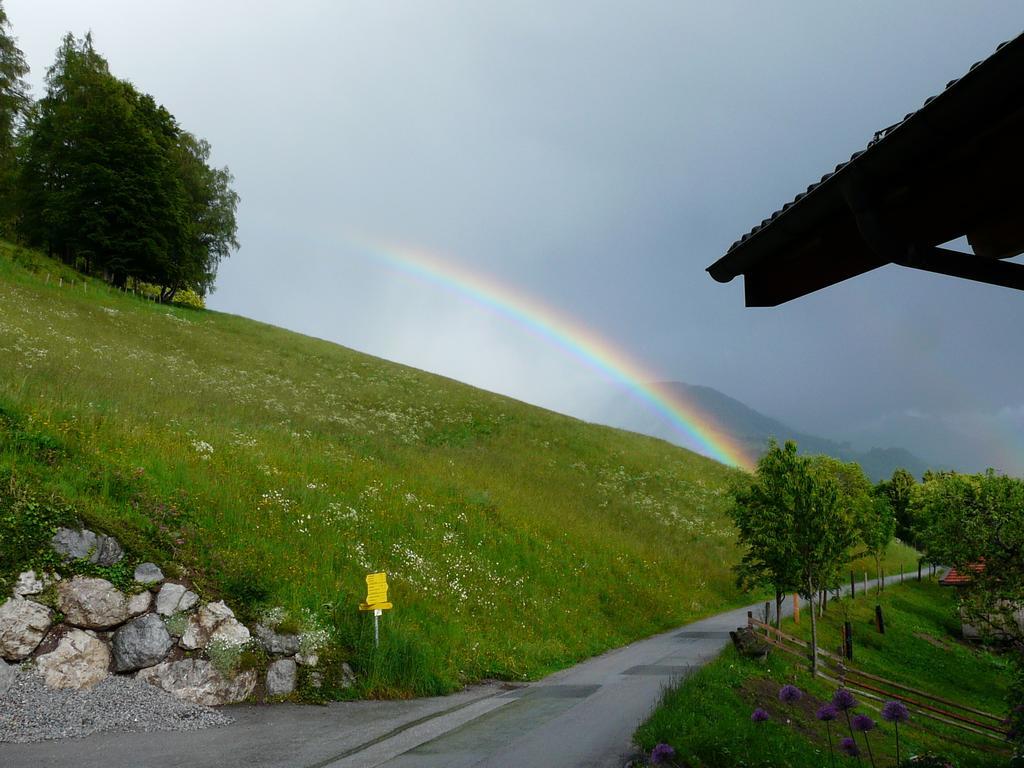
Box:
[0,1,29,233]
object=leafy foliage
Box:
[912,469,1024,755]
[914,470,1024,648]
[16,31,237,297]
[0,2,28,236]
[877,468,918,545]
[0,469,74,592]
[729,441,859,671]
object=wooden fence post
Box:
[844,621,854,661]
[793,593,800,624]
[918,561,923,581]
[875,605,885,634]
[851,571,856,599]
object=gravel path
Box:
[0,666,232,744]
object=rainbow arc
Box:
[355,239,754,470]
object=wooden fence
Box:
[747,614,1009,743]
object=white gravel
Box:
[0,666,232,743]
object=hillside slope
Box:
[0,243,756,696]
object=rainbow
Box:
[351,238,754,470]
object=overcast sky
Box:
[9,2,1024,473]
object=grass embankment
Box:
[0,242,753,697]
[636,579,1012,767]
[0,242,917,699]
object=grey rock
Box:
[58,576,129,629]
[50,527,123,565]
[137,659,257,706]
[128,590,153,617]
[12,570,44,598]
[113,614,174,672]
[134,562,165,585]
[730,627,770,661]
[178,589,200,612]
[0,671,232,743]
[0,658,16,696]
[265,658,296,697]
[0,598,52,661]
[36,629,111,690]
[295,650,318,667]
[340,662,356,688]
[155,583,199,616]
[51,527,98,561]
[95,534,124,566]
[254,623,300,655]
[155,583,185,615]
[180,601,249,651]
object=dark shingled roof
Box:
[708,32,1024,306]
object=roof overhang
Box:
[708,34,1024,307]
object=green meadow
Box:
[0,242,915,697]
[636,579,1011,767]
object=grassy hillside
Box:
[636,579,1011,767]
[0,242,916,698]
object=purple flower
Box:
[851,714,875,732]
[779,684,803,703]
[839,736,861,757]
[650,743,676,765]
[816,703,839,722]
[751,707,770,722]
[881,700,910,723]
[832,688,858,711]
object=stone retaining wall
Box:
[0,527,352,705]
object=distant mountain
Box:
[600,381,935,481]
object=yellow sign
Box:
[359,572,393,611]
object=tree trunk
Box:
[775,590,783,629]
[808,579,819,675]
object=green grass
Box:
[635,579,1012,767]
[0,242,919,699]
[0,242,753,696]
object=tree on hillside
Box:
[914,470,1024,644]
[808,454,879,597]
[20,33,176,281]
[17,32,237,296]
[877,468,917,545]
[859,494,896,593]
[729,445,799,628]
[912,469,1024,753]
[729,441,856,672]
[160,132,238,301]
[0,1,29,234]
[808,454,873,511]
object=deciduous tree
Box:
[876,468,917,545]
[912,469,1024,754]
[729,441,857,672]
